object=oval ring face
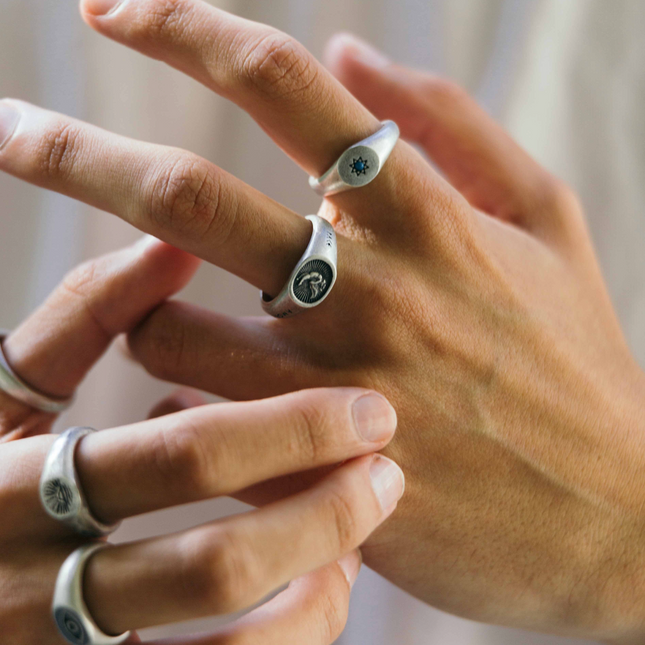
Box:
[337,146,380,187]
[55,609,89,645]
[292,259,334,305]
[42,478,76,517]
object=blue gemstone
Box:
[355,161,365,171]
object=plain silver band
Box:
[0,330,74,414]
[40,427,120,537]
[261,215,337,318]
[308,120,400,196]
[53,543,132,645]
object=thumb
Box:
[324,33,567,234]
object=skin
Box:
[0,238,404,644]
[0,0,644,642]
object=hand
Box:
[1,0,644,641]
[0,239,403,644]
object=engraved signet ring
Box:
[308,120,400,196]
[0,330,74,414]
[53,543,132,645]
[40,427,120,537]
[261,215,337,319]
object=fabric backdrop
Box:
[1,1,644,643]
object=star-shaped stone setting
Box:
[350,156,369,176]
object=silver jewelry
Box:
[0,330,74,414]
[53,543,131,645]
[309,120,400,196]
[40,427,120,537]
[261,215,337,318]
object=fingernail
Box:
[82,0,125,16]
[0,101,21,150]
[370,455,405,512]
[352,393,397,443]
[337,33,390,70]
[337,549,362,587]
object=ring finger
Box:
[6,387,397,539]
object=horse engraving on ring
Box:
[297,271,327,300]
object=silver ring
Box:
[0,330,74,414]
[261,215,337,318]
[308,120,400,196]
[40,427,120,537]
[53,543,132,645]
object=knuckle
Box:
[317,585,349,642]
[149,420,212,496]
[287,394,337,463]
[59,259,113,338]
[135,0,189,40]
[241,31,319,100]
[37,120,80,179]
[147,156,235,243]
[188,530,258,614]
[61,258,101,300]
[325,485,359,555]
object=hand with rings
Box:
[1,0,645,642]
[0,239,403,644]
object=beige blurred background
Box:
[1,0,644,643]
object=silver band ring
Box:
[261,215,337,318]
[308,120,400,196]
[53,543,132,645]
[0,331,74,414]
[40,427,120,537]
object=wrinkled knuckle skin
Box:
[326,485,359,555]
[289,396,335,464]
[241,32,319,100]
[135,0,189,41]
[61,258,101,300]
[187,532,259,615]
[317,586,350,643]
[148,156,234,242]
[149,421,212,498]
[37,121,81,180]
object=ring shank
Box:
[261,215,337,318]
[0,331,73,414]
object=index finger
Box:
[0,238,198,429]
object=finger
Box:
[8,388,396,539]
[148,551,361,645]
[147,388,207,419]
[325,33,576,236]
[128,301,325,401]
[0,237,199,427]
[0,99,312,297]
[79,0,443,229]
[83,455,403,632]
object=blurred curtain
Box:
[1,0,644,643]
